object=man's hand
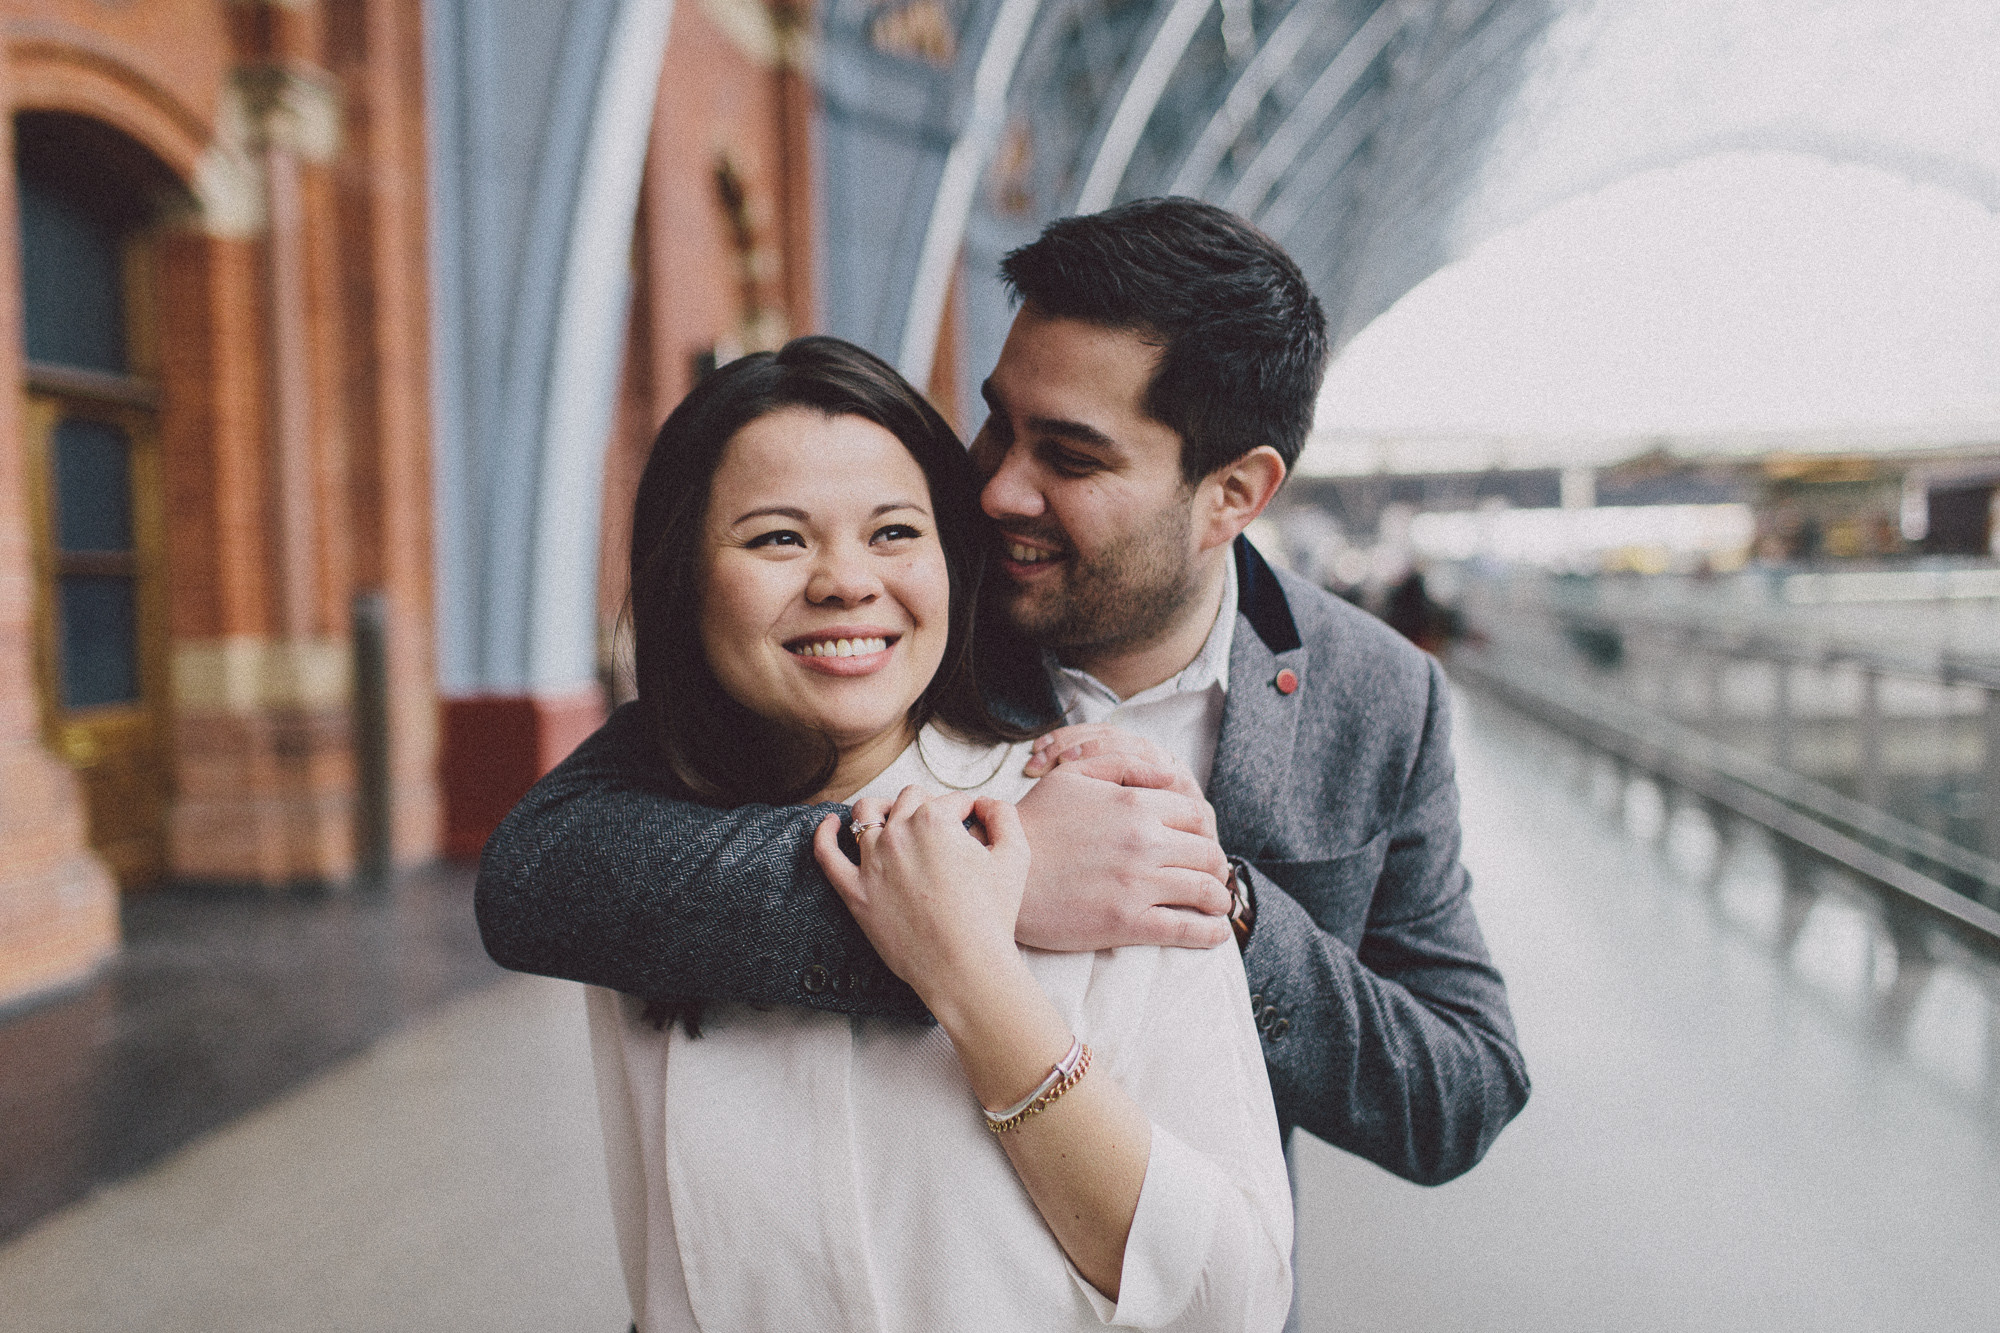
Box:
[1024,724,1218,839]
[1013,750,1231,953]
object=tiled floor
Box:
[0,971,624,1333]
[1293,687,2000,1331]
[0,864,504,1242]
[4,686,2000,1330]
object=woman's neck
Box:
[810,720,920,804]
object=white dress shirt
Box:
[587,721,1292,1333]
[1047,546,1237,788]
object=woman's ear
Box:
[1195,446,1286,553]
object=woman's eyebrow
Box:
[730,501,931,525]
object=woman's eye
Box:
[872,524,923,544]
[745,529,805,549]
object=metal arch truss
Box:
[861,0,1561,381]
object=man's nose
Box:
[805,544,881,605]
[978,444,1046,522]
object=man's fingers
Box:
[1025,725,1174,776]
[1146,862,1232,915]
[1133,787,1222,839]
[1048,752,1180,792]
[1132,904,1233,950]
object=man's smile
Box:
[998,532,1069,579]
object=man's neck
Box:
[1057,549,1231,700]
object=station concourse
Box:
[5,679,1997,1332]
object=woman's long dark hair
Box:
[629,335,1036,807]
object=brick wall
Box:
[0,0,440,1006]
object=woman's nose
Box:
[805,545,881,606]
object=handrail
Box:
[1541,602,2000,690]
[1451,649,2000,952]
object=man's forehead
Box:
[1005,304,1162,366]
[988,311,1165,423]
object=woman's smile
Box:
[785,628,900,674]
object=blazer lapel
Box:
[1209,538,1307,862]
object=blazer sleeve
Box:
[474,702,927,1021]
[1238,657,1529,1185]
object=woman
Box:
[588,336,1290,1332]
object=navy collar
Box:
[1233,534,1301,656]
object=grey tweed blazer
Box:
[477,537,1527,1184]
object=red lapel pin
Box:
[1274,668,1299,695]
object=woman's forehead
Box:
[712,409,929,519]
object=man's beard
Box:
[1000,501,1200,658]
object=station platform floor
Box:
[3,684,1998,1331]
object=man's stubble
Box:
[1001,497,1202,661]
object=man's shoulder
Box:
[1268,564,1438,700]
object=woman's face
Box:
[699,407,950,755]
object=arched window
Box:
[18,112,182,887]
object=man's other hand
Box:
[1012,753,1231,952]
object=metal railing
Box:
[1451,568,2000,949]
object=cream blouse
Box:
[586,728,1293,1332]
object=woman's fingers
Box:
[812,813,862,902]
[972,796,1026,857]
[886,783,932,827]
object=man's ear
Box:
[1195,446,1287,552]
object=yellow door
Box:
[25,376,170,887]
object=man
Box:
[478,199,1526,1226]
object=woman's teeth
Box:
[791,637,889,658]
[1008,542,1057,563]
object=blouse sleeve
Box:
[1066,940,1295,1331]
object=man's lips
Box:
[999,536,1066,578]
[785,631,899,676]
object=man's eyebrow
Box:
[1026,416,1117,451]
[979,379,1118,452]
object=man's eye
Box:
[1048,448,1099,476]
[872,524,923,544]
[745,529,805,549]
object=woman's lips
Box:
[786,633,897,676]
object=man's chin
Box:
[997,584,1065,643]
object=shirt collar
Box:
[1047,544,1238,711]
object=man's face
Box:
[969,306,1203,659]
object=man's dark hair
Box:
[998,197,1330,484]
[628,335,1034,807]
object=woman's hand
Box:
[1024,723,1218,840]
[813,786,1030,1010]
[817,784,1154,1304]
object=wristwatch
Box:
[1226,856,1257,951]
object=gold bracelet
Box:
[983,1042,1091,1133]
